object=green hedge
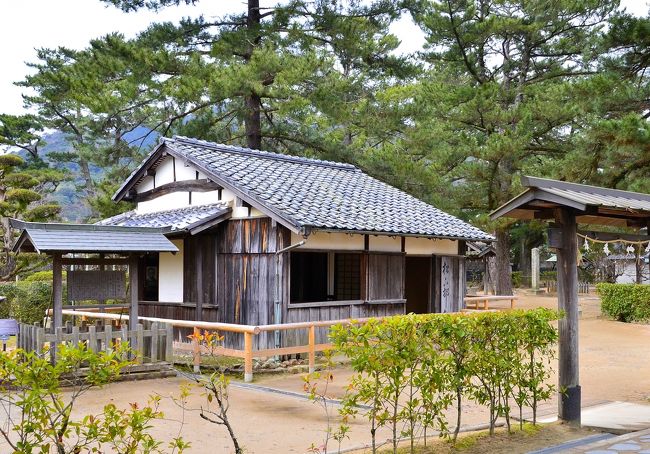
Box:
[331,309,559,445]
[597,283,650,322]
[0,281,58,324]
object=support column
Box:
[52,253,63,330]
[555,208,580,425]
[129,254,139,332]
[531,247,540,292]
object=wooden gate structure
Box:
[11,219,178,367]
[491,176,650,425]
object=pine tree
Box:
[406,0,619,292]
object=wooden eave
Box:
[490,188,650,228]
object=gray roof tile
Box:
[98,203,230,232]
[150,137,493,241]
[11,221,178,253]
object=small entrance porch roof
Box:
[490,176,650,227]
[10,220,179,254]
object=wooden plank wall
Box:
[216,218,290,349]
[283,302,406,346]
[183,233,217,316]
[368,253,405,300]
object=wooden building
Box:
[94,136,493,347]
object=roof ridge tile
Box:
[168,136,360,171]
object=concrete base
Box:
[581,402,650,435]
[522,401,650,434]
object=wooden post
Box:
[88,325,97,353]
[104,324,113,353]
[129,253,139,351]
[308,325,316,374]
[165,323,174,363]
[136,324,144,364]
[555,208,581,425]
[193,327,201,373]
[52,253,63,330]
[244,332,253,383]
[150,322,159,362]
[71,325,79,348]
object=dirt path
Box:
[20,293,650,453]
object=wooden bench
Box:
[464,295,518,310]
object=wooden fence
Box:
[18,320,173,365]
[544,281,590,293]
[57,309,384,382]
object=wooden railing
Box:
[57,309,381,382]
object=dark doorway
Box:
[140,253,159,301]
[405,256,431,314]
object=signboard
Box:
[67,270,127,301]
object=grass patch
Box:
[380,422,598,454]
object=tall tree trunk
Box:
[0,216,16,280]
[495,228,513,295]
[79,159,96,198]
[245,92,262,150]
[636,247,643,284]
[244,0,262,150]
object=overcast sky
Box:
[1,0,647,116]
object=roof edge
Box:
[10,219,166,234]
[311,228,495,243]
[522,176,650,203]
[113,140,167,202]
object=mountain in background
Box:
[28,127,159,221]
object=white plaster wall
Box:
[159,239,184,302]
[369,235,401,253]
[139,176,154,192]
[293,231,460,254]
[158,240,183,303]
[137,192,190,213]
[192,190,221,206]
[293,231,364,250]
[176,160,196,180]
[221,189,236,203]
[404,237,458,255]
[155,158,176,185]
[232,206,251,218]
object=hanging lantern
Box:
[603,242,610,256]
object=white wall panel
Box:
[159,239,184,302]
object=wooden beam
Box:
[52,253,63,329]
[131,179,221,202]
[129,254,139,333]
[555,207,581,425]
[61,258,129,266]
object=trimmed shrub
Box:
[511,271,523,288]
[23,270,67,282]
[0,281,58,324]
[597,283,650,322]
[331,309,559,449]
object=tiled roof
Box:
[10,220,178,254]
[116,136,494,241]
[98,203,231,232]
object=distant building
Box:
[607,253,649,284]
